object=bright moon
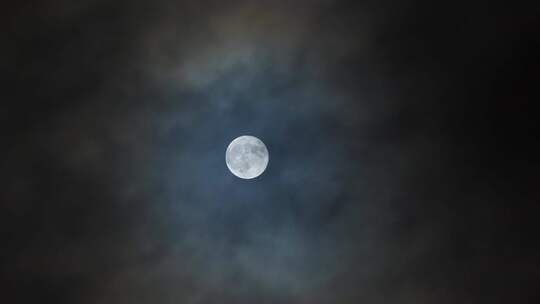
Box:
[225,135,269,179]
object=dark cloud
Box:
[2,0,539,303]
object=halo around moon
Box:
[225,135,269,179]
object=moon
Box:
[225,135,269,179]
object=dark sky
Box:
[2,1,539,303]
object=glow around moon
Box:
[225,135,269,179]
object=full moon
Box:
[225,135,269,179]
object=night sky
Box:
[2,1,539,303]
